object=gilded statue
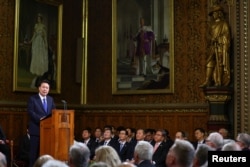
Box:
[200,5,231,87]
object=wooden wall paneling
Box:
[162,115,177,139]
[0,114,11,137]
[177,115,192,139]
[134,115,147,129]
[96,115,109,129]
[148,114,163,130]
[109,115,121,128]
[193,115,209,130]
[120,115,134,128]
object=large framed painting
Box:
[13,0,63,93]
[112,0,174,95]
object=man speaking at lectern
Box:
[27,79,56,167]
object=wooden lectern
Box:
[40,109,74,161]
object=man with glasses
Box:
[152,129,172,167]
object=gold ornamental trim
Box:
[209,114,228,121]
[205,95,231,102]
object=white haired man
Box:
[69,141,90,167]
[133,141,154,167]
[205,132,223,151]
[236,133,250,151]
[166,139,195,167]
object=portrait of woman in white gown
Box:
[29,13,48,88]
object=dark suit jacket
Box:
[152,141,168,167]
[192,140,205,150]
[27,94,55,136]
[137,160,155,167]
[127,139,137,160]
[114,141,131,162]
[85,138,98,160]
[99,138,118,149]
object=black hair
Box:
[194,128,205,134]
[37,79,50,87]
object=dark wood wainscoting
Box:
[0,103,209,147]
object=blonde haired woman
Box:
[94,146,121,167]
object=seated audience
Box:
[126,128,136,143]
[222,141,241,151]
[33,154,54,167]
[80,127,97,160]
[0,152,7,167]
[152,129,171,167]
[95,146,121,167]
[69,141,90,167]
[99,128,118,149]
[175,131,187,140]
[166,139,195,167]
[205,132,223,151]
[192,128,206,150]
[235,133,250,151]
[93,127,103,143]
[218,128,229,139]
[128,128,146,160]
[193,144,214,167]
[133,141,154,167]
[114,128,131,162]
[42,159,68,167]
[145,129,155,144]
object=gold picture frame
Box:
[112,0,174,95]
[13,0,63,93]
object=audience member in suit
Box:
[94,127,103,143]
[80,127,98,160]
[0,125,10,166]
[192,128,206,150]
[114,128,131,162]
[235,133,250,151]
[193,144,214,167]
[69,142,90,167]
[133,141,154,167]
[221,141,241,151]
[166,139,195,167]
[145,129,155,144]
[111,125,119,140]
[99,128,118,149]
[27,80,56,167]
[15,126,30,166]
[152,129,171,167]
[218,128,229,139]
[205,132,223,151]
[126,127,136,143]
[128,128,146,160]
[175,131,187,140]
[163,129,174,157]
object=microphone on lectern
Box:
[61,100,67,110]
